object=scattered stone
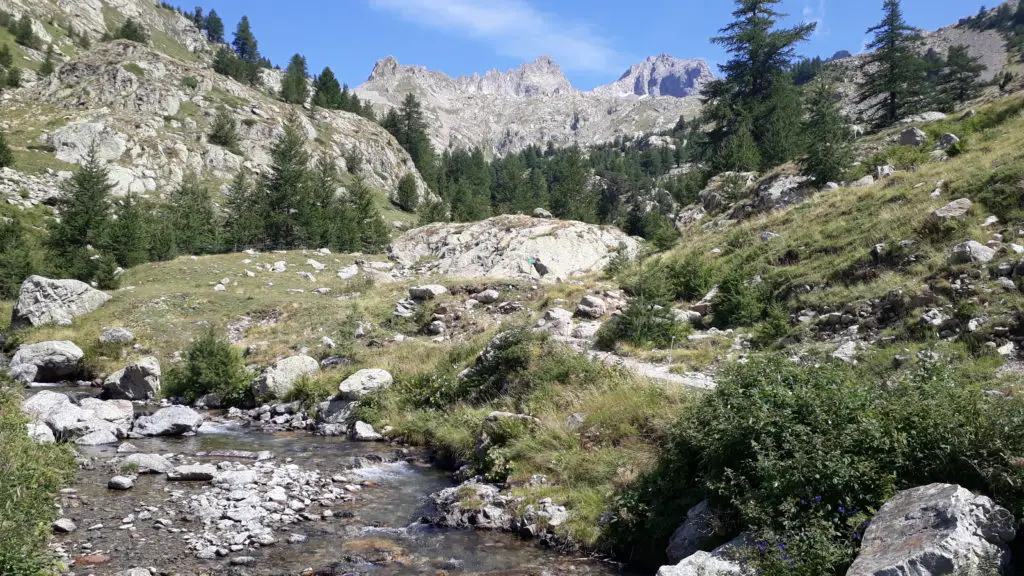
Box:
[832,341,859,364]
[949,241,996,265]
[474,289,501,304]
[534,307,573,337]
[338,369,394,400]
[899,127,927,146]
[123,453,173,474]
[759,231,779,242]
[876,165,896,179]
[849,175,875,188]
[100,327,135,345]
[10,276,111,328]
[52,518,77,534]
[575,295,607,319]
[532,207,553,218]
[929,198,972,222]
[167,464,217,481]
[938,133,960,149]
[9,340,84,384]
[409,285,448,300]
[350,421,384,441]
[658,535,747,576]
[108,476,135,490]
[131,405,204,436]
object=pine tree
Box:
[0,130,13,169]
[232,16,260,63]
[0,218,35,299]
[208,106,239,152]
[167,173,219,254]
[39,44,55,76]
[939,44,986,110]
[192,7,204,29]
[549,146,596,222]
[14,15,37,49]
[0,44,11,68]
[115,18,149,43]
[109,192,150,267]
[280,53,309,105]
[222,169,264,250]
[204,10,225,43]
[146,207,178,262]
[305,156,340,248]
[396,173,419,212]
[349,176,389,252]
[312,67,343,109]
[391,93,437,187]
[6,66,20,88]
[46,148,114,281]
[800,76,853,186]
[93,254,120,290]
[261,115,311,248]
[493,154,529,213]
[701,0,814,172]
[859,0,926,126]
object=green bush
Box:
[164,327,251,406]
[396,173,419,212]
[665,252,717,301]
[208,106,240,153]
[113,18,149,43]
[181,75,199,90]
[868,145,931,171]
[613,355,1024,574]
[596,294,690,350]
[951,162,1024,223]
[711,268,770,328]
[0,375,75,576]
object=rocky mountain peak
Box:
[594,54,715,98]
[476,55,574,97]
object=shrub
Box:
[396,173,419,212]
[344,147,363,174]
[711,268,769,328]
[0,374,75,575]
[665,253,717,301]
[181,75,199,90]
[614,355,1024,573]
[164,327,250,406]
[6,66,20,88]
[867,145,931,171]
[208,106,239,152]
[113,18,149,43]
[0,130,13,169]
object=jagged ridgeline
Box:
[2,1,1024,576]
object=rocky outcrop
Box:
[847,484,1015,576]
[389,215,641,280]
[103,357,162,400]
[21,391,131,443]
[11,276,110,328]
[9,340,84,383]
[355,55,704,155]
[949,241,996,264]
[131,405,204,436]
[250,355,320,400]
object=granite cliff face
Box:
[355,55,710,156]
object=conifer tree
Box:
[208,106,239,152]
[701,0,814,172]
[0,130,13,169]
[93,254,120,290]
[312,67,342,109]
[109,192,150,268]
[232,16,260,63]
[349,176,389,253]
[6,66,20,88]
[305,156,340,248]
[859,0,926,126]
[166,173,219,254]
[280,53,309,105]
[549,146,596,222]
[261,116,311,248]
[0,44,12,68]
[390,93,437,187]
[0,218,35,299]
[39,44,55,76]
[115,18,149,43]
[222,169,264,250]
[800,76,853,186]
[146,207,178,262]
[192,7,204,29]
[939,44,986,110]
[396,173,419,212]
[204,10,225,43]
[46,148,114,281]
[14,15,37,49]
[493,154,529,213]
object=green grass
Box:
[207,87,250,108]
[150,29,198,63]
[121,62,144,77]
[9,150,77,176]
[0,28,38,70]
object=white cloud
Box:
[367,0,623,73]
[803,0,828,36]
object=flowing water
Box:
[57,406,638,576]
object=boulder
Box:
[899,127,927,146]
[474,289,501,304]
[849,175,875,188]
[657,534,747,576]
[108,475,135,490]
[250,355,320,400]
[11,276,111,328]
[535,307,574,337]
[75,429,119,446]
[847,484,1015,576]
[167,464,217,481]
[103,357,162,400]
[949,241,996,265]
[78,398,133,422]
[533,207,553,218]
[9,341,84,383]
[938,133,960,149]
[338,369,394,400]
[929,198,972,222]
[49,122,128,164]
[666,500,728,564]
[122,453,173,474]
[19,391,120,441]
[131,405,204,436]
[100,327,135,345]
[350,421,383,441]
[52,518,77,534]
[409,285,448,300]
[388,215,641,280]
[27,421,55,444]
[575,295,607,319]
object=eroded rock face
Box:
[251,355,320,400]
[389,215,641,280]
[11,276,111,329]
[847,483,1015,576]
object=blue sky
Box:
[203,0,986,90]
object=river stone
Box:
[251,354,320,400]
[350,421,383,441]
[666,500,728,564]
[27,421,56,443]
[474,289,501,304]
[108,475,135,490]
[847,483,1015,576]
[215,470,258,487]
[11,276,111,328]
[949,241,996,265]
[132,405,204,436]
[658,534,748,576]
[79,398,134,422]
[9,341,84,383]
[167,464,217,481]
[409,284,448,300]
[123,453,173,474]
[75,429,119,446]
[52,518,77,533]
[930,198,972,222]
[100,327,135,345]
[338,369,394,400]
[103,357,162,400]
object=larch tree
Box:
[859,0,926,126]
[281,53,309,105]
[800,75,853,186]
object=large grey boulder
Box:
[900,127,927,146]
[666,500,728,564]
[49,122,128,164]
[79,397,134,422]
[930,198,972,222]
[847,483,1015,576]
[11,276,111,329]
[100,327,135,345]
[535,307,574,337]
[122,453,173,474]
[657,534,748,576]
[167,464,217,481]
[409,285,448,300]
[575,295,608,319]
[103,357,162,400]
[250,355,319,400]
[949,241,996,265]
[21,391,124,442]
[338,369,394,400]
[132,405,204,436]
[9,341,84,383]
